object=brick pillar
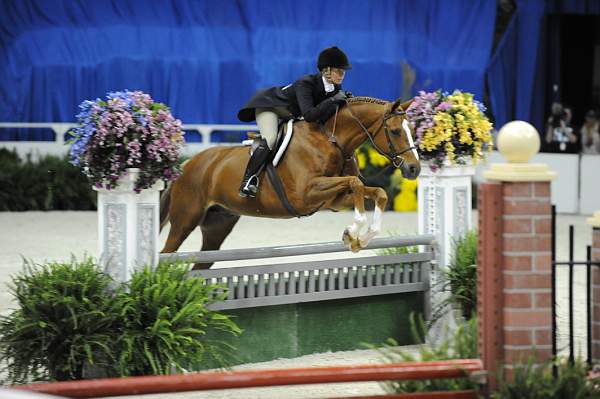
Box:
[501,182,552,368]
[478,181,553,386]
[478,120,556,386]
[589,212,600,362]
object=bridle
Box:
[345,104,418,169]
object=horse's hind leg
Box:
[193,206,241,270]
[160,188,206,255]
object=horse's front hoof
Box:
[359,229,378,249]
[350,239,362,253]
[342,228,353,247]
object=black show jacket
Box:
[237,73,343,124]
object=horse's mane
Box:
[347,96,388,105]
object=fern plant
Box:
[374,313,478,393]
[0,259,241,383]
[493,358,600,398]
[0,257,119,383]
[114,263,241,376]
[430,230,478,323]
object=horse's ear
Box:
[396,98,413,111]
[389,98,413,113]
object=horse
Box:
[159,96,421,269]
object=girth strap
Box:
[265,163,324,218]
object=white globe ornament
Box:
[497,120,540,163]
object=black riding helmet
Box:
[317,46,352,71]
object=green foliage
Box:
[493,358,600,399]
[0,257,118,383]
[445,230,478,319]
[432,230,478,321]
[115,263,241,376]
[0,259,241,383]
[376,243,418,256]
[374,314,479,393]
[0,149,96,211]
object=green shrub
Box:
[493,358,600,399]
[374,314,479,394]
[0,259,240,383]
[0,149,96,211]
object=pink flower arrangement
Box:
[68,90,185,192]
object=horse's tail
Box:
[159,182,172,232]
[160,159,190,232]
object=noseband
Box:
[346,105,417,168]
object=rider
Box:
[237,46,352,198]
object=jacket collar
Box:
[317,72,340,94]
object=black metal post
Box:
[551,205,557,376]
[569,224,575,365]
[588,245,593,366]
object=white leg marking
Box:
[347,207,367,239]
[359,206,383,247]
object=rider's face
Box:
[323,67,345,85]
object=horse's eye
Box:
[391,129,402,136]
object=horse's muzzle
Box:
[402,163,421,180]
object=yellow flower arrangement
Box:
[406,90,493,171]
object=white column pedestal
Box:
[94,168,164,283]
[418,163,474,269]
[418,162,474,342]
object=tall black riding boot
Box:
[239,139,271,198]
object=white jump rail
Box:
[0,122,258,158]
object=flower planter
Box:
[94,168,164,282]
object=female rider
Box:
[237,46,352,198]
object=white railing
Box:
[0,122,257,159]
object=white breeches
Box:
[255,107,292,150]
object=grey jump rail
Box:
[162,235,437,313]
[159,235,436,264]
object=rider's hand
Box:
[331,90,347,105]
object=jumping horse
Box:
[159,96,421,269]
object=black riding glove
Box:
[331,90,347,105]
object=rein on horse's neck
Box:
[325,101,384,158]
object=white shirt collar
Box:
[322,76,335,93]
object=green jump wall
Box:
[201,291,423,368]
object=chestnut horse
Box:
[160,97,421,269]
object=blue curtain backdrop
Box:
[0,0,497,141]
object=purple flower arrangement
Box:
[406,90,493,171]
[68,90,185,192]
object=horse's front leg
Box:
[329,185,388,249]
[306,176,367,252]
[358,186,388,248]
